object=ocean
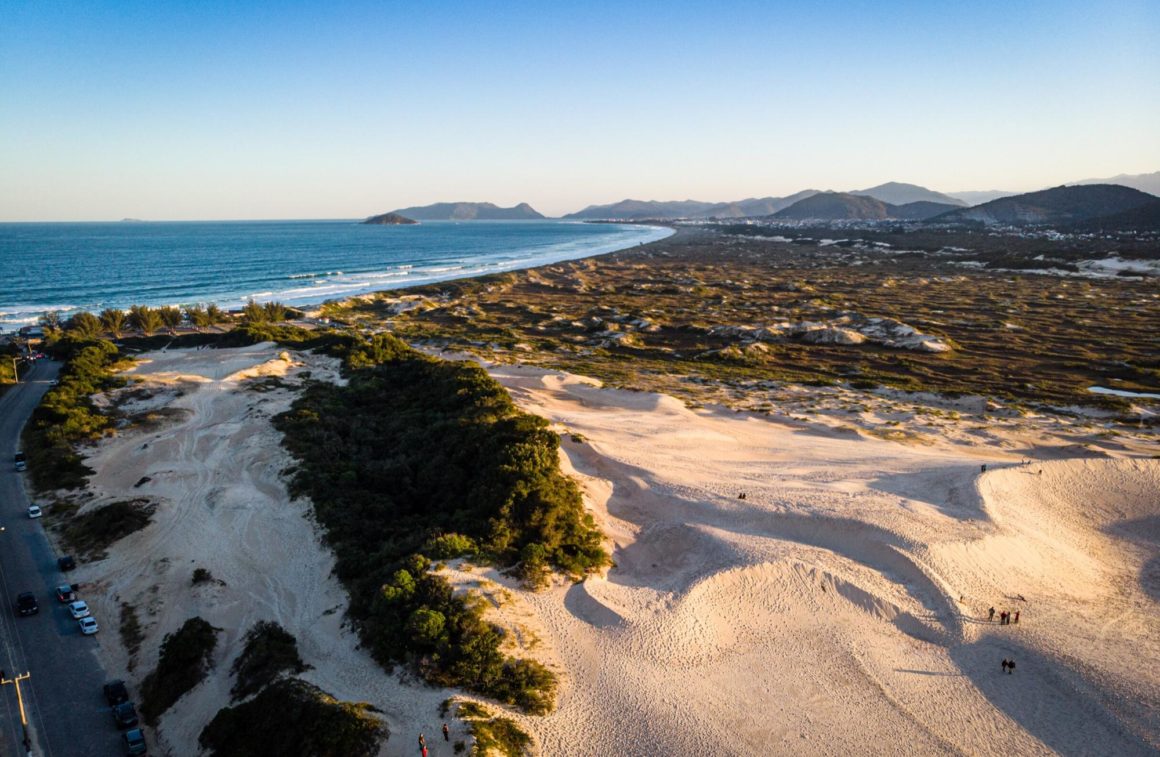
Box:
[0,220,671,330]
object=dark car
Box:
[15,592,39,616]
[58,555,76,571]
[123,728,147,755]
[104,680,130,706]
[13,452,26,471]
[112,701,139,729]
[55,584,77,603]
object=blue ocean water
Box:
[0,220,672,330]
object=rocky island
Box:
[362,211,418,225]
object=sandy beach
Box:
[51,342,1159,756]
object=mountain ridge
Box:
[930,184,1159,226]
[390,202,545,220]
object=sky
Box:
[1,0,1158,220]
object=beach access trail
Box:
[52,344,1159,756]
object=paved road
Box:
[0,362,122,757]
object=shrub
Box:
[200,679,386,757]
[60,499,155,560]
[273,332,605,712]
[140,617,219,724]
[191,568,215,585]
[230,621,308,701]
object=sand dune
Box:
[57,347,1159,756]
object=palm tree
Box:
[128,305,162,336]
[66,311,102,339]
[100,308,127,338]
[158,306,183,334]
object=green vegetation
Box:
[140,617,220,724]
[59,499,155,560]
[199,679,386,757]
[119,602,145,671]
[274,332,605,712]
[454,700,531,757]
[230,621,308,701]
[22,338,124,491]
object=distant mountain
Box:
[773,192,893,220]
[1070,170,1160,197]
[931,184,1159,226]
[850,182,966,207]
[562,191,822,220]
[1066,198,1160,233]
[390,202,544,220]
[947,190,1017,206]
[563,199,719,220]
[362,212,417,225]
[889,201,963,220]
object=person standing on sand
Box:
[443,723,450,741]
[419,734,426,751]
[1014,610,1020,624]
[989,607,995,622]
[1001,658,1009,673]
[1008,659,1016,675]
[981,464,987,473]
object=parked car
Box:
[112,701,139,729]
[13,452,26,471]
[122,728,147,755]
[58,555,76,571]
[68,600,91,619]
[55,584,77,603]
[78,616,99,635]
[104,680,130,706]
[15,592,39,616]
[27,505,42,519]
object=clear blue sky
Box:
[2,0,1158,220]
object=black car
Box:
[15,592,39,616]
[123,728,147,756]
[112,701,139,729]
[58,555,76,571]
[13,452,26,471]
[104,680,130,706]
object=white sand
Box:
[59,346,1159,756]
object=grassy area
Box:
[140,617,219,724]
[322,227,1159,413]
[22,338,125,491]
[230,621,308,701]
[200,679,386,757]
[274,332,604,712]
[119,602,145,671]
[454,701,532,757]
[58,499,155,560]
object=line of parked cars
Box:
[104,679,147,754]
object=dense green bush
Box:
[273,332,606,712]
[140,617,220,724]
[230,621,308,701]
[200,679,386,757]
[22,337,123,491]
[60,499,155,560]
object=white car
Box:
[78,616,99,635]
[27,505,42,519]
[68,600,91,619]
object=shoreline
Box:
[0,221,675,331]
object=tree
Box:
[185,305,209,330]
[205,303,227,325]
[100,308,128,338]
[128,305,162,336]
[66,311,102,340]
[39,310,62,333]
[158,306,183,333]
[242,299,266,324]
[263,301,289,323]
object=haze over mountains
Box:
[932,184,1159,227]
